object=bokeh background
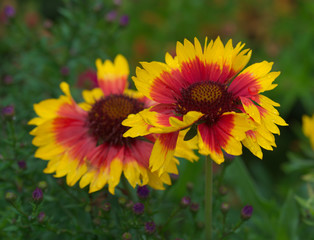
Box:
[1,0,313,239]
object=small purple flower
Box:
[181,196,191,207]
[241,205,253,220]
[4,5,15,18]
[60,66,69,76]
[105,10,117,22]
[2,105,14,118]
[17,160,26,170]
[32,187,43,202]
[145,221,156,234]
[190,202,199,212]
[38,212,45,222]
[133,202,144,215]
[119,15,129,26]
[137,185,150,199]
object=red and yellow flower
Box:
[29,55,197,194]
[123,37,287,171]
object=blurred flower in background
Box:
[302,114,314,150]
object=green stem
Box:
[205,155,213,240]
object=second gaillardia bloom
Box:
[123,37,287,171]
[29,55,198,194]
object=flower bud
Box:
[219,186,228,195]
[122,232,132,240]
[137,185,150,199]
[133,202,144,215]
[125,200,134,209]
[102,202,111,212]
[241,205,253,220]
[17,160,26,170]
[186,182,194,192]
[118,197,127,206]
[2,105,15,118]
[180,196,191,208]
[105,10,117,22]
[145,221,156,234]
[4,5,15,18]
[32,188,43,203]
[119,15,129,27]
[38,181,48,190]
[5,192,17,202]
[38,212,45,223]
[220,202,230,214]
[190,202,199,212]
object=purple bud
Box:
[38,212,45,222]
[119,15,129,26]
[180,196,191,207]
[60,66,69,76]
[190,202,199,212]
[241,205,253,220]
[137,185,150,199]
[105,10,117,22]
[32,188,43,202]
[145,221,156,234]
[4,5,15,18]
[2,105,15,118]
[133,202,144,215]
[17,160,26,170]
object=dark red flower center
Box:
[176,81,237,124]
[87,94,144,146]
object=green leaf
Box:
[275,191,299,240]
[184,124,197,141]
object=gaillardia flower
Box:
[302,114,314,150]
[123,37,287,170]
[29,55,197,194]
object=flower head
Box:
[29,55,194,194]
[302,114,314,150]
[241,205,253,220]
[133,202,144,215]
[4,5,15,18]
[123,37,287,172]
[32,188,43,202]
[145,221,156,234]
[137,185,150,199]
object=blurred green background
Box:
[1,0,314,239]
